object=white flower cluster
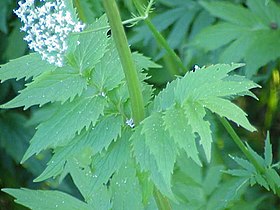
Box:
[14,0,85,67]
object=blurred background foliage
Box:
[0,0,280,209]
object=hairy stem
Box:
[219,117,265,173]
[103,0,145,125]
[133,0,187,75]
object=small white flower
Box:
[14,0,85,67]
[126,118,135,128]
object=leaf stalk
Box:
[219,117,265,173]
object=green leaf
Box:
[34,115,122,182]
[2,188,91,210]
[87,131,130,199]
[0,53,56,82]
[193,22,247,51]
[22,93,106,162]
[184,102,212,161]
[265,168,280,193]
[34,131,90,182]
[111,164,144,210]
[0,112,33,163]
[245,30,280,77]
[88,185,111,210]
[69,15,108,73]
[225,169,253,177]
[92,41,124,92]
[163,106,201,165]
[87,115,123,153]
[264,132,273,167]
[2,66,88,109]
[203,165,224,196]
[141,112,177,185]
[245,142,266,167]
[4,20,27,60]
[201,97,256,132]
[153,64,258,162]
[200,1,260,27]
[255,173,269,190]
[247,0,280,24]
[131,126,174,198]
[0,0,9,33]
[195,0,280,77]
[231,156,256,173]
[132,52,161,70]
[206,178,249,210]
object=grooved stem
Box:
[103,0,145,125]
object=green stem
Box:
[153,188,172,210]
[133,0,187,75]
[102,0,145,125]
[219,117,265,173]
[103,1,172,209]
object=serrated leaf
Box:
[111,164,144,210]
[87,132,130,198]
[66,160,97,203]
[92,41,124,92]
[2,188,91,210]
[141,112,177,184]
[225,169,253,177]
[0,53,56,82]
[35,115,122,182]
[245,142,266,167]
[132,52,161,70]
[265,168,280,192]
[255,174,270,190]
[22,93,106,162]
[2,66,87,109]
[69,15,108,73]
[184,102,212,161]
[131,127,174,198]
[34,129,91,182]
[264,132,273,167]
[231,156,256,173]
[201,97,256,132]
[163,106,200,165]
[86,115,123,153]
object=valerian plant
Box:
[1,0,280,209]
